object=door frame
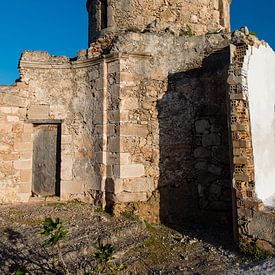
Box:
[29,119,62,197]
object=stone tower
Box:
[87,0,231,45]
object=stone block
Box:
[14,142,33,152]
[108,137,120,152]
[114,164,145,178]
[0,144,12,153]
[17,193,31,202]
[18,181,32,193]
[194,147,210,158]
[195,119,211,134]
[20,133,32,142]
[151,68,165,80]
[0,107,12,114]
[195,161,207,170]
[120,124,148,137]
[3,153,20,161]
[120,72,135,82]
[62,135,73,144]
[50,105,67,119]
[18,108,27,120]
[13,160,32,170]
[0,161,13,174]
[115,191,147,203]
[20,151,32,160]
[0,123,12,132]
[108,62,120,74]
[61,156,73,180]
[60,180,85,195]
[120,97,139,110]
[11,107,19,114]
[208,164,222,175]
[20,170,32,182]
[202,133,221,146]
[23,123,33,133]
[119,153,131,165]
[108,110,120,123]
[120,178,154,193]
[3,94,28,107]
[256,240,274,254]
[7,115,19,122]
[89,68,99,79]
[12,122,24,133]
[120,111,129,122]
[27,105,50,119]
[104,152,130,165]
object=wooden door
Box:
[32,124,61,197]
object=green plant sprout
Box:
[39,217,68,274]
[87,240,126,274]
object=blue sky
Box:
[0,0,274,85]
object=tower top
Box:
[87,0,231,45]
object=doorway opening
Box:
[32,123,61,197]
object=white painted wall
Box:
[247,44,275,207]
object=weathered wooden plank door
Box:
[32,124,61,197]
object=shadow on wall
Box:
[157,48,233,242]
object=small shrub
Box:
[249,31,257,36]
[39,217,68,274]
[87,240,126,274]
[94,241,114,263]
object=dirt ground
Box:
[0,201,273,274]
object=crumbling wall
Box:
[228,38,275,254]
[107,32,232,224]
[0,51,113,203]
[87,0,231,44]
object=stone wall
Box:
[227,35,275,254]
[0,51,121,204]
[0,83,32,203]
[105,32,232,225]
[159,49,231,225]
[87,0,231,44]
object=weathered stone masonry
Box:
[0,0,274,254]
[87,0,231,45]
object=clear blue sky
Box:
[0,0,274,85]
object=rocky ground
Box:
[0,201,274,274]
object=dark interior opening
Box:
[101,0,108,29]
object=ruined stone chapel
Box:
[0,0,274,253]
